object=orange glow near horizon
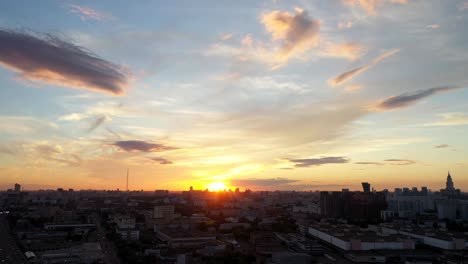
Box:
[207,182,228,192]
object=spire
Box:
[446,171,454,191]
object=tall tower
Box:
[446,171,454,191]
[126,168,129,192]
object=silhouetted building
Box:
[320,186,386,221]
[14,183,21,192]
[440,171,461,196]
[361,182,371,193]
[446,171,454,191]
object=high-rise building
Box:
[361,182,371,193]
[446,171,454,191]
[320,186,386,221]
[441,171,461,196]
[14,183,21,192]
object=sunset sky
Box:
[0,0,467,191]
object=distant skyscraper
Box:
[14,183,21,192]
[446,171,454,191]
[361,182,371,193]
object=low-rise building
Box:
[308,223,415,251]
[374,223,468,250]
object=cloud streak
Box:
[356,159,415,166]
[375,86,462,110]
[288,156,349,167]
[355,161,384,165]
[320,42,366,61]
[87,115,107,132]
[230,177,299,187]
[0,29,129,95]
[112,140,176,152]
[343,0,409,15]
[67,5,113,21]
[424,112,468,126]
[329,49,399,86]
[384,159,415,165]
[149,157,173,165]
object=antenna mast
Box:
[126,168,129,192]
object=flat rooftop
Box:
[378,223,468,241]
[309,223,412,242]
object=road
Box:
[0,215,28,264]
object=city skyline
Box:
[1,1,468,191]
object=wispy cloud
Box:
[34,143,81,166]
[205,8,366,72]
[384,159,415,165]
[0,144,18,155]
[344,84,364,92]
[375,86,462,110]
[320,42,366,61]
[328,49,399,86]
[424,112,468,126]
[434,144,449,148]
[67,4,113,21]
[149,157,173,165]
[220,33,233,41]
[112,140,176,152]
[230,177,299,186]
[356,159,415,165]
[87,115,107,132]
[288,156,349,167]
[0,115,57,135]
[0,29,130,95]
[343,0,409,15]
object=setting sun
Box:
[207,182,227,192]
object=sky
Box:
[0,0,468,192]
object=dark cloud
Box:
[88,115,107,132]
[230,177,299,187]
[384,159,415,165]
[375,86,461,110]
[149,157,173,165]
[0,29,129,95]
[112,140,176,152]
[329,66,367,86]
[329,49,399,86]
[355,161,384,165]
[434,144,449,148]
[288,156,349,167]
